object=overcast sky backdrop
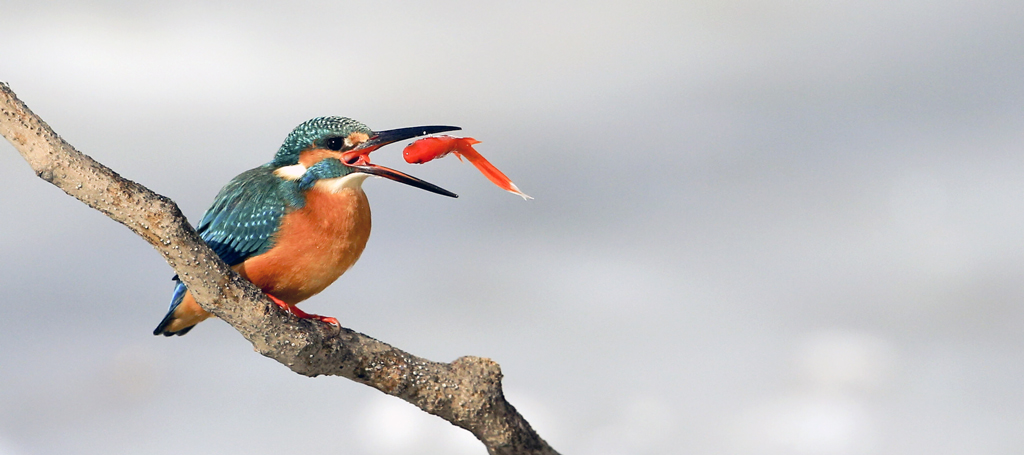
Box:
[2,1,1023,454]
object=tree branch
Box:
[0,82,557,455]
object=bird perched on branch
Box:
[154,117,459,336]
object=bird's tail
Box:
[153,281,211,336]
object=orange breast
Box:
[236,186,371,304]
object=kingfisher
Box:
[154,117,459,336]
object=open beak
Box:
[346,125,462,198]
[351,163,458,198]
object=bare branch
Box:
[0,82,557,455]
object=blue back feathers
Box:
[196,165,302,265]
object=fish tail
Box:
[456,142,532,200]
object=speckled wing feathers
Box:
[156,165,304,336]
[196,165,304,266]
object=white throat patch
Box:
[316,173,370,193]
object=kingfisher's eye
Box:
[324,137,346,151]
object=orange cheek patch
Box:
[346,132,370,148]
[298,148,343,168]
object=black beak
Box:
[349,125,462,198]
[351,163,458,198]
[354,125,462,153]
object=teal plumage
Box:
[273,117,372,166]
[198,165,301,265]
[153,117,460,336]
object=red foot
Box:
[267,294,339,326]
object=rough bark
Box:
[0,82,557,455]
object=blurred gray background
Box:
[2,1,1023,454]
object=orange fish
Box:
[403,136,531,200]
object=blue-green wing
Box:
[196,165,304,266]
[157,165,304,336]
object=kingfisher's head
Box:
[272,116,459,197]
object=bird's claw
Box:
[266,293,339,326]
[316,315,340,326]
